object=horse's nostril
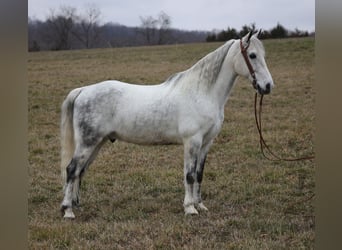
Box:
[266,83,271,91]
[257,83,271,95]
[257,84,262,92]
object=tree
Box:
[206,33,216,42]
[28,17,42,51]
[45,6,77,50]
[270,23,288,38]
[259,30,271,39]
[139,15,158,45]
[239,23,256,37]
[139,11,172,45]
[289,28,309,38]
[72,4,102,48]
[217,27,238,41]
[157,11,172,44]
[226,27,238,40]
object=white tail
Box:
[60,88,82,184]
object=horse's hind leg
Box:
[61,157,81,219]
[61,140,104,219]
[72,140,107,206]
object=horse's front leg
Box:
[183,136,202,215]
[193,141,213,212]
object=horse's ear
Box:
[247,30,254,42]
[254,29,262,38]
[242,30,254,45]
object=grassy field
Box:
[28,37,315,249]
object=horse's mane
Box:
[165,40,235,91]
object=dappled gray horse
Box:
[60,30,274,219]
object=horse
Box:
[60,30,274,219]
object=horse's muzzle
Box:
[257,83,271,95]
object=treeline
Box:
[206,23,314,42]
[28,5,314,52]
[28,6,208,51]
[28,19,208,51]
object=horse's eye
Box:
[249,53,257,59]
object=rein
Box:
[254,93,315,162]
[240,39,314,162]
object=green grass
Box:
[28,38,315,249]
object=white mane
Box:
[165,40,235,91]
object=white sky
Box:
[28,0,315,32]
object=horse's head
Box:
[234,30,274,95]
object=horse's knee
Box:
[66,158,78,182]
[185,161,197,185]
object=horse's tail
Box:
[60,88,82,184]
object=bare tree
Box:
[157,11,172,44]
[28,17,42,51]
[139,15,158,45]
[72,3,102,48]
[139,11,172,45]
[45,6,77,50]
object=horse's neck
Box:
[208,41,238,108]
[210,62,237,108]
[168,40,238,108]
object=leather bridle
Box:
[240,38,314,162]
[240,39,258,90]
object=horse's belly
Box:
[111,111,182,145]
[113,126,182,145]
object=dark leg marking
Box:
[197,155,207,184]
[72,197,79,207]
[66,158,77,182]
[79,165,86,179]
[61,205,68,215]
[65,158,80,207]
[73,158,89,207]
[186,158,197,185]
[186,172,195,184]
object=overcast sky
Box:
[28,0,315,32]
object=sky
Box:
[28,0,315,32]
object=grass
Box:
[28,37,315,249]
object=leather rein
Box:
[240,39,314,162]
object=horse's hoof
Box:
[62,207,75,219]
[197,202,209,212]
[184,205,199,215]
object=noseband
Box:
[240,39,257,90]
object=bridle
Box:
[239,38,315,162]
[240,39,257,90]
